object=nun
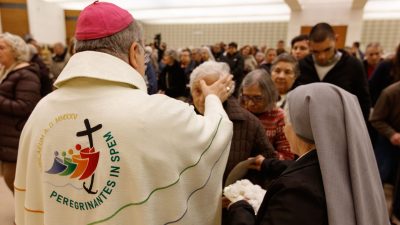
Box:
[227,83,389,225]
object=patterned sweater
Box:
[256,108,294,160]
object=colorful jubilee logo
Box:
[46,144,100,187]
[45,116,121,217]
[46,118,103,194]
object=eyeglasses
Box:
[241,94,264,103]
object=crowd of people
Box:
[0,1,399,225]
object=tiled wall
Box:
[142,20,400,54]
[361,20,400,54]
[143,22,288,50]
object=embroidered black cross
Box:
[76,118,102,194]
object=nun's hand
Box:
[247,155,265,171]
[222,196,231,209]
[390,133,400,146]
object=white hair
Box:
[144,46,153,54]
[201,46,215,61]
[164,49,179,62]
[189,61,234,94]
[0,32,30,63]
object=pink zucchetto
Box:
[75,1,134,41]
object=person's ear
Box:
[129,42,140,69]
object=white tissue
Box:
[223,179,266,214]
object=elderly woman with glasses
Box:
[0,32,41,192]
[190,61,276,187]
[270,53,299,108]
[239,70,293,160]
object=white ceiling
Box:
[42,0,400,23]
[364,0,400,19]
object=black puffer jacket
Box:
[0,63,41,162]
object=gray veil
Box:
[287,83,389,225]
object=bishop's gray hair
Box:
[75,21,144,63]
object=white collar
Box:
[54,51,147,91]
[296,149,315,161]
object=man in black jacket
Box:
[221,42,244,97]
[293,22,371,121]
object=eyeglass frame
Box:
[240,94,265,103]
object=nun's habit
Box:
[288,83,388,225]
[227,83,389,225]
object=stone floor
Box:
[0,176,14,225]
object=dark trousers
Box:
[373,135,400,217]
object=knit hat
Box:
[75,1,134,41]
